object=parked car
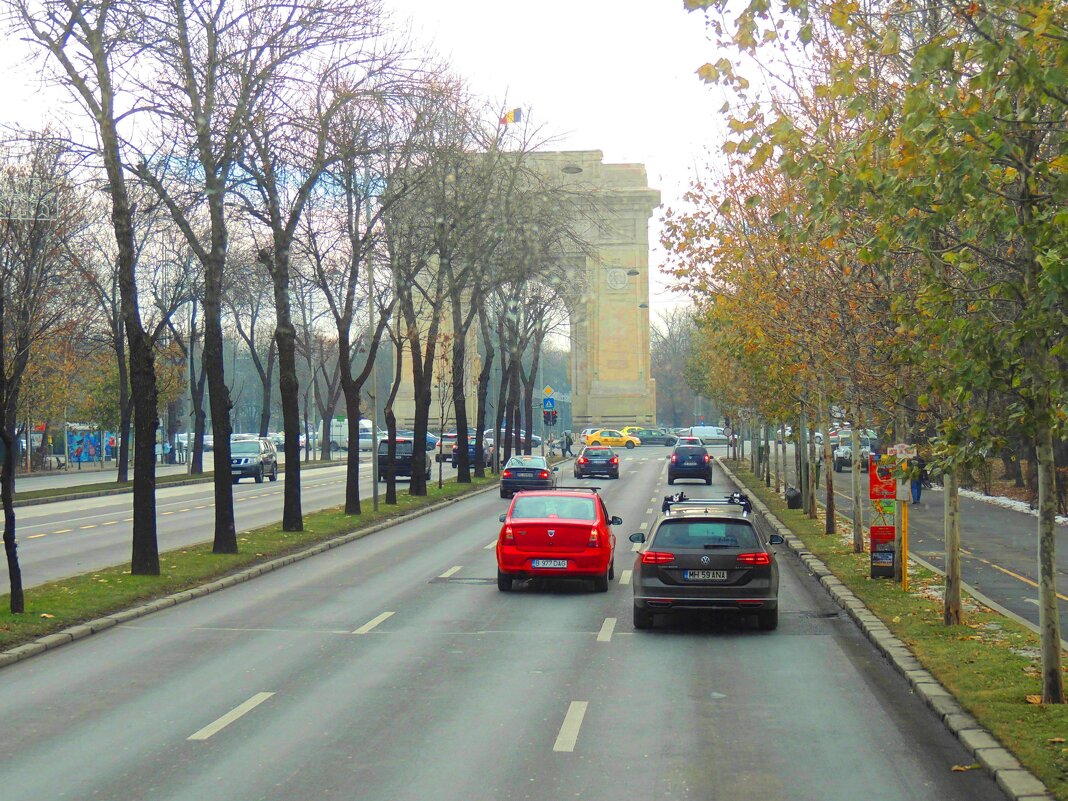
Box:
[584,429,640,449]
[629,492,784,630]
[377,438,432,483]
[230,437,279,484]
[632,427,674,446]
[496,488,620,592]
[687,425,728,445]
[452,438,494,468]
[500,455,558,498]
[667,442,712,485]
[574,446,619,479]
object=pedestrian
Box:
[911,455,927,504]
[563,431,574,457]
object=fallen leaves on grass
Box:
[39,613,54,619]
[1048,737,1065,744]
[1027,695,1044,705]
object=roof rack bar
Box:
[662,492,752,513]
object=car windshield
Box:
[654,520,759,550]
[511,496,596,521]
[231,442,260,455]
[506,456,546,468]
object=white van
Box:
[318,418,372,450]
[687,425,728,445]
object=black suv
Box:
[230,437,279,484]
[667,443,712,485]
[378,438,432,482]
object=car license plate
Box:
[532,559,568,569]
[684,570,727,581]
[684,459,697,465]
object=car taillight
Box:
[538,470,549,479]
[641,551,675,564]
[610,456,618,465]
[588,528,599,547]
[501,526,514,544]
[578,457,588,464]
[703,454,710,463]
[670,454,677,463]
[736,552,771,566]
[502,469,513,478]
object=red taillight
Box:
[736,552,771,566]
[501,526,514,544]
[670,454,677,463]
[587,527,599,547]
[641,551,675,565]
[578,457,588,464]
[610,456,619,465]
[538,470,549,479]
[703,454,710,463]
[502,469,513,478]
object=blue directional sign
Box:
[542,397,556,411]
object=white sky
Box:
[1,0,724,317]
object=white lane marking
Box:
[80,525,97,530]
[645,507,652,514]
[178,508,190,513]
[54,529,72,534]
[187,692,275,741]
[28,533,46,539]
[439,565,462,579]
[484,539,497,550]
[597,618,616,642]
[619,569,632,585]
[123,518,133,522]
[632,542,641,552]
[102,521,117,526]
[352,611,395,635]
[161,511,174,516]
[639,522,648,530]
[194,505,208,509]
[553,701,589,752]
[1025,599,1039,606]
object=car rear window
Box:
[379,441,413,455]
[653,520,759,549]
[585,448,614,456]
[674,446,707,457]
[511,496,596,521]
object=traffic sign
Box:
[542,397,556,411]
[543,385,554,397]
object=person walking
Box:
[563,431,574,457]
[911,455,927,504]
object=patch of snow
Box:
[934,486,1068,526]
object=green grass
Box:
[728,463,1068,798]
[0,475,495,650]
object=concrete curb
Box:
[716,459,1054,801]
[0,482,500,672]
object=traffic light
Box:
[550,409,558,426]
[543,410,552,425]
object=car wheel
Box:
[625,441,635,449]
[633,605,653,630]
[500,488,510,499]
[608,560,615,580]
[592,568,609,593]
[705,476,712,485]
[255,467,264,483]
[758,608,779,631]
[668,476,675,485]
[497,570,513,592]
[270,466,278,481]
[232,477,240,485]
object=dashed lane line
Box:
[352,611,395,635]
[596,618,616,643]
[28,533,46,539]
[80,525,97,530]
[553,701,589,753]
[618,569,632,585]
[55,528,72,534]
[484,539,497,550]
[187,692,275,741]
[439,565,463,579]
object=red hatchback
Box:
[496,489,621,592]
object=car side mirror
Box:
[629,532,645,543]
[769,534,784,545]
[498,514,506,523]
[610,515,623,526]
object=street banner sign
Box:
[542,397,556,411]
[869,456,896,500]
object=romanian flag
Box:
[499,108,522,125]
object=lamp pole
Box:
[365,163,378,511]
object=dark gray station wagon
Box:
[629,494,784,630]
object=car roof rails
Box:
[662,491,752,514]
[544,485,601,493]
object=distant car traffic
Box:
[584,429,640,449]
[377,438,432,483]
[574,446,619,479]
[500,455,557,498]
[631,428,674,446]
[668,442,712,485]
[629,493,784,630]
[496,488,621,592]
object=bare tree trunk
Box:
[944,467,962,625]
[820,393,835,535]
[203,281,237,554]
[269,258,303,531]
[1037,418,1064,703]
[851,425,864,552]
[257,340,277,437]
[383,333,403,504]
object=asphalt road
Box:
[15,458,463,588]
[766,442,1068,631]
[0,448,1003,801]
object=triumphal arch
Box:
[392,150,660,429]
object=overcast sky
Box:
[1,0,722,315]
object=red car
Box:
[496,488,620,592]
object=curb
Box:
[0,482,500,672]
[717,459,1054,801]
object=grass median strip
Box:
[0,476,496,653]
[726,462,1068,801]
